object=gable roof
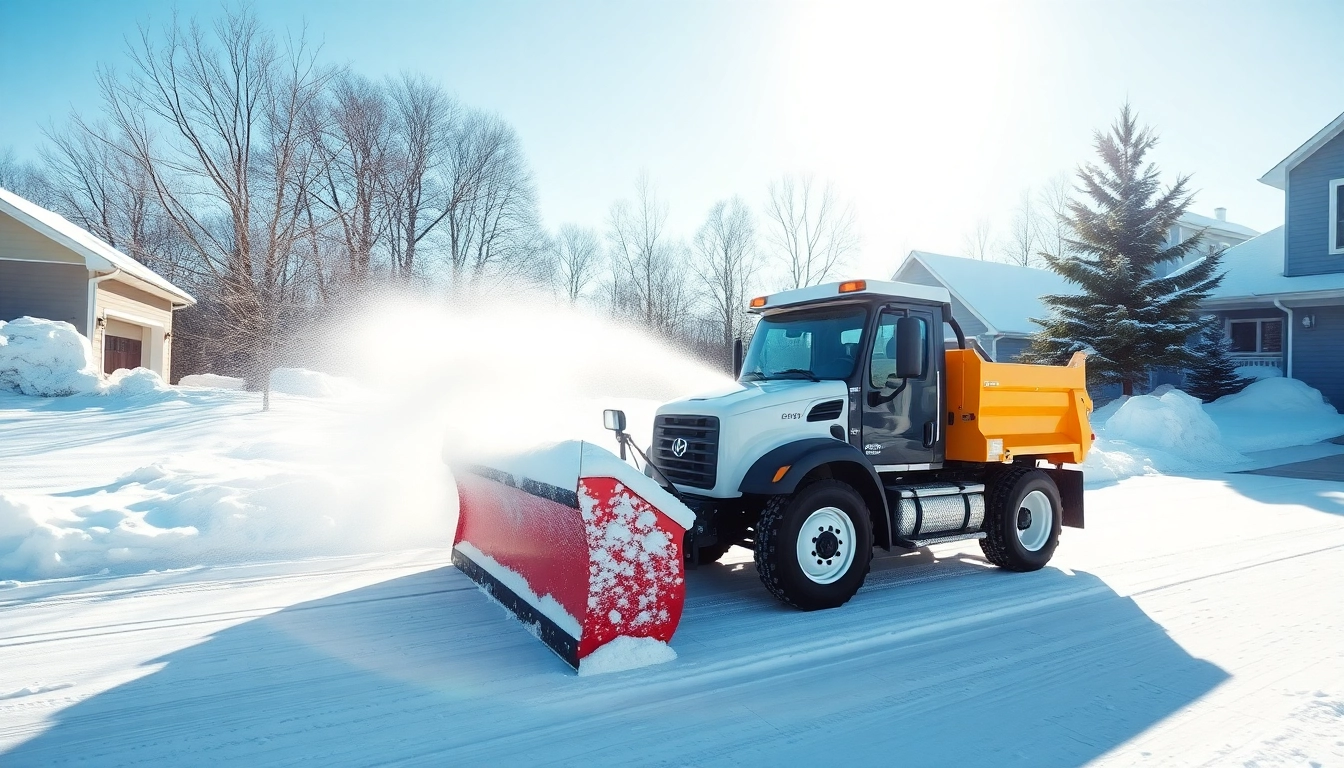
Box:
[1259,110,1344,190]
[893,251,1074,336]
[1176,210,1259,240]
[0,187,195,306]
[1174,226,1344,305]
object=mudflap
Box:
[1047,467,1085,529]
[451,442,692,671]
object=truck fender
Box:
[739,438,892,550]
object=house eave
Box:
[1202,288,1344,309]
[1259,109,1344,191]
[901,251,1002,335]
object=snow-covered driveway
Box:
[2,459,1341,766]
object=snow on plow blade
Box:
[452,441,693,670]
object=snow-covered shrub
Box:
[178,373,247,390]
[1101,390,1245,466]
[269,367,358,397]
[105,367,176,398]
[0,317,102,396]
[1211,376,1333,413]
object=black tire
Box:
[980,467,1062,572]
[754,479,874,610]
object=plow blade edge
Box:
[452,441,693,670]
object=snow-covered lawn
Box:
[1,308,1341,765]
[0,385,1339,765]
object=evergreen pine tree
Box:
[1185,318,1252,403]
[1025,104,1225,396]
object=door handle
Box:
[923,421,935,448]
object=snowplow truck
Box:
[451,278,1093,669]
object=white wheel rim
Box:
[796,506,856,584]
[1016,490,1053,552]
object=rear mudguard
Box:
[452,442,693,670]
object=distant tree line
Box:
[0,7,859,383]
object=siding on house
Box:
[1291,304,1344,408]
[994,335,1032,363]
[0,259,88,328]
[897,259,990,337]
[93,278,175,377]
[0,209,85,266]
[1285,129,1344,276]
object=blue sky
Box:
[2,0,1342,278]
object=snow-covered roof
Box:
[0,187,195,306]
[751,278,950,313]
[894,251,1074,336]
[1176,211,1259,240]
[1259,110,1344,191]
[1178,226,1344,305]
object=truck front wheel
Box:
[980,467,1062,571]
[754,479,874,610]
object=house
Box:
[1155,209,1260,277]
[0,188,195,379]
[894,206,1259,368]
[1187,109,1344,406]
[891,251,1071,362]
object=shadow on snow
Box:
[4,553,1227,766]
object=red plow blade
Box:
[452,441,693,670]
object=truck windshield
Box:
[741,306,867,381]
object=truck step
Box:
[905,531,986,548]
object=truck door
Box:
[861,306,942,469]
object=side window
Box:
[869,312,928,388]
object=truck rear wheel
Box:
[754,479,873,610]
[980,467,1062,571]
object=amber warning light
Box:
[838,280,867,293]
[750,296,767,308]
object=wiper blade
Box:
[770,368,821,381]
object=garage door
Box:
[104,335,143,374]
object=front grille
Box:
[653,414,720,490]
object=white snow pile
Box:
[0,317,103,396]
[578,637,677,676]
[0,316,177,399]
[1085,378,1344,483]
[1206,377,1344,453]
[1235,365,1283,381]
[178,373,247,390]
[269,367,359,398]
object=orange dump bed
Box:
[944,349,1093,466]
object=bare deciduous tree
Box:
[0,148,51,205]
[608,173,690,336]
[1037,171,1075,262]
[308,73,392,286]
[384,74,456,281]
[1001,188,1040,267]
[961,217,994,261]
[764,174,857,289]
[693,197,757,351]
[94,8,333,394]
[551,224,601,303]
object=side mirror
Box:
[603,409,627,432]
[732,338,744,379]
[895,317,926,379]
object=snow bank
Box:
[1103,391,1245,465]
[0,317,101,396]
[1206,377,1344,453]
[578,637,677,676]
[178,373,246,390]
[1084,378,1344,483]
[1235,365,1283,381]
[269,367,358,398]
[105,367,176,399]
